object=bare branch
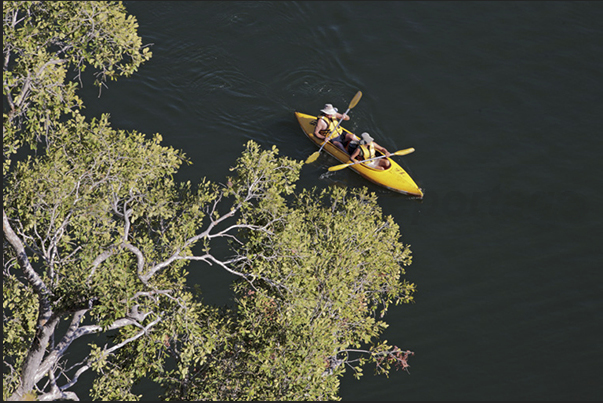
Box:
[85,246,117,282]
[104,316,162,355]
[3,209,53,302]
[35,310,87,383]
[38,389,79,401]
[122,242,146,281]
[54,362,89,398]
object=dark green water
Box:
[78,1,603,400]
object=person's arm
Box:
[350,146,361,163]
[374,142,391,157]
[313,118,326,140]
[335,112,350,121]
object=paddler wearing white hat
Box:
[349,132,392,170]
[314,103,355,152]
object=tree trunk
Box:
[8,316,60,401]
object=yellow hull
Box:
[295,112,423,198]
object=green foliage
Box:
[143,167,417,401]
[3,0,152,175]
[3,1,417,401]
[2,276,39,400]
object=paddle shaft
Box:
[316,91,362,153]
[317,111,349,152]
[328,148,415,171]
[345,153,389,167]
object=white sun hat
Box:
[320,104,338,115]
[360,132,374,144]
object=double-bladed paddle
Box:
[305,91,362,164]
[327,148,415,172]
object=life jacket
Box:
[318,116,342,138]
[358,143,376,160]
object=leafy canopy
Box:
[3,0,152,173]
[3,2,416,401]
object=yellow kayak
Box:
[295,111,423,198]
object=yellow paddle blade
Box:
[305,151,320,164]
[349,91,362,109]
[393,147,415,156]
[328,162,354,172]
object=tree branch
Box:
[3,209,53,299]
[86,246,117,283]
[38,389,79,401]
[36,307,158,388]
[35,309,87,383]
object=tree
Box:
[3,1,151,176]
[3,2,416,401]
[155,181,417,401]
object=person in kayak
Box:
[349,132,392,170]
[314,103,355,152]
